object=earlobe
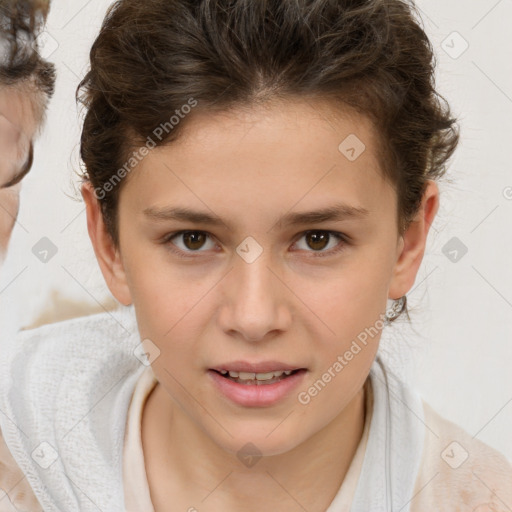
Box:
[81,182,133,306]
[388,180,440,299]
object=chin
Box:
[209,422,307,460]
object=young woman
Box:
[1,1,511,511]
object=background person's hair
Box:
[77,0,460,322]
[0,0,56,119]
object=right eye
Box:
[162,230,218,257]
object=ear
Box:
[388,179,440,299]
[81,181,133,306]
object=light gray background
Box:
[1,0,511,461]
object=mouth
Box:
[207,365,308,407]
[210,368,305,386]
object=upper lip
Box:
[210,361,306,373]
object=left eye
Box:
[292,230,346,255]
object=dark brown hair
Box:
[77,0,459,322]
[0,0,56,108]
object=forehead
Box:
[129,99,388,199]
[118,100,400,238]
[177,99,380,150]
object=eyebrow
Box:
[1,142,34,189]
[143,202,370,231]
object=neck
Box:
[142,379,368,512]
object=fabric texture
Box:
[0,306,144,512]
[123,366,158,512]
[0,307,511,512]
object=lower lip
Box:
[208,369,307,407]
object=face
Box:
[0,86,38,262]
[84,99,438,457]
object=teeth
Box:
[238,371,255,380]
[256,372,276,380]
[225,370,295,380]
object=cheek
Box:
[304,249,393,334]
[0,187,20,253]
[126,254,210,369]
[123,240,219,329]
[295,270,386,418]
[296,248,392,396]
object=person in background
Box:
[0,0,55,264]
[0,2,54,508]
[0,0,113,339]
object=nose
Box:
[217,249,292,343]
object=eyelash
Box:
[160,230,349,259]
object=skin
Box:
[0,85,39,263]
[82,99,439,511]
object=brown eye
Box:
[163,230,216,256]
[182,231,208,250]
[305,231,330,251]
[293,230,348,257]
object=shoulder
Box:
[410,400,512,512]
[6,305,140,373]
[0,427,43,512]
